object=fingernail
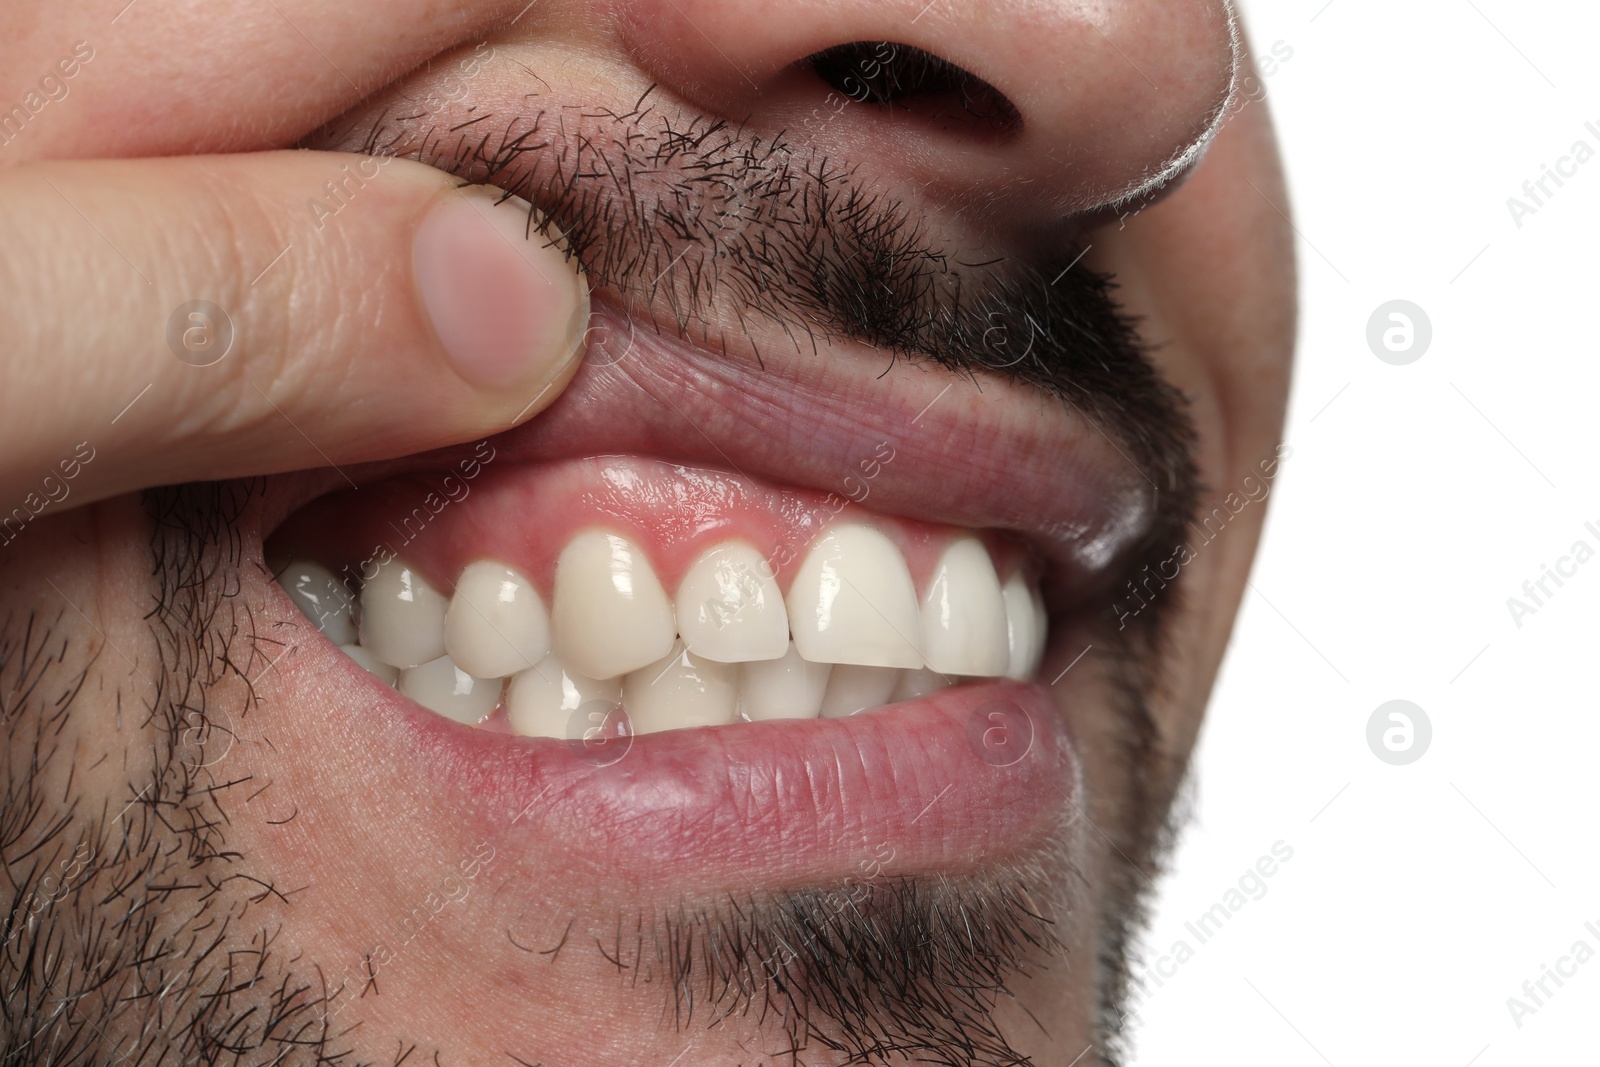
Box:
[413,187,589,390]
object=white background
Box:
[1133,0,1600,1063]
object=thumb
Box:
[0,151,589,512]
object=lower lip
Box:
[375,675,1079,888]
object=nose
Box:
[617,0,1238,216]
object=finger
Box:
[0,151,589,511]
[2,4,526,160]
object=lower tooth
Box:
[819,664,901,718]
[741,641,831,721]
[398,655,501,724]
[340,643,399,686]
[505,653,621,740]
[891,668,949,702]
[623,642,738,734]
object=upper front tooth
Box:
[788,524,923,669]
[277,559,357,645]
[359,559,448,668]
[552,530,676,679]
[398,654,501,724]
[675,541,789,663]
[623,642,739,734]
[445,561,551,679]
[920,536,1011,676]
[1002,572,1048,680]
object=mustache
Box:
[330,84,1197,546]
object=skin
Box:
[0,2,1293,1064]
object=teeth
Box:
[819,664,902,718]
[623,641,739,734]
[891,667,949,702]
[445,561,551,679]
[359,559,449,668]
[920,536,1011,676]
[741,641,832,720]
[1002,572,1049,680]
[397,655,501,724]
[340,643,399,686]
[675,542,789,663]
[788,524,923,669]
[321,523,1048,734]
[552,531,676,680]
[505,653,622,740]
[277,559,357,645]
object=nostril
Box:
[804,41,1023,140]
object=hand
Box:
[1,4,585,520]
[0,153,588,522]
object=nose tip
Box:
[618,0,1238,214]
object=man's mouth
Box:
[253,54,1199,957]
[254,280,1153,882]
[273,452,1049,734]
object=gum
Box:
[267,453,1033,605]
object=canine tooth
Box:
[788,524,922,668]
[277,559,357,645]
[445,561,551,679]
[891,668,950,702]
[920,537,1010,676]
[741,641,831,720]
[819,664,901,718]
[552,531,676,679]
[676,542,789,663]
[1003,573,1047,680]
[1025,583,1048,677]
[340,643,398,686]
[623,642,739,734]
[505,653,622,740]
[398,655,501,724]
[359,559,448,668]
